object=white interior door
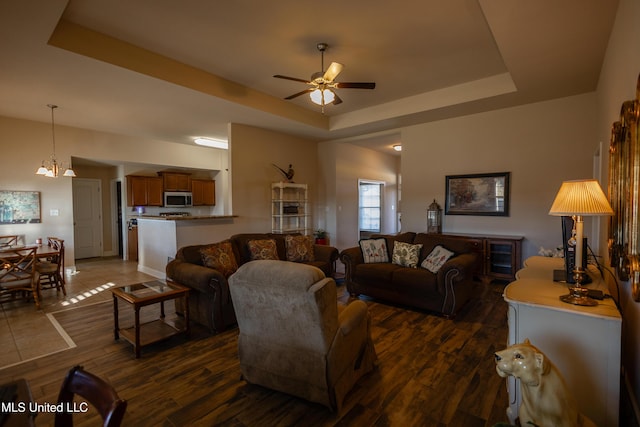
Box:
[73,178,103,259]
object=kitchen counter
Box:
[135,215,237,278]
[138,215,237,220]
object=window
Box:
[359,180,383,233]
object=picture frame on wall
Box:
[445,172,510,216]
[0,190,41,224]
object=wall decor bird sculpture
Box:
[272,163,295,182]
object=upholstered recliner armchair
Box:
[228,260,377,412]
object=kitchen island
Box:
[136,215,237,278]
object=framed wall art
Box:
[445,172,510,216]
[0,190,41,224]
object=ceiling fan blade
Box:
[323,62,344,82]
[332,93,343,105]
[284,88,313,100]
[274,74,311,84]
[335,82,376,89]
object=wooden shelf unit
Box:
[271,182,309,234]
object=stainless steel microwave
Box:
[164,192,192,208]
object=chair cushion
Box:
[391,241,423,268]
[285,235,314,262]
[247,239,279,261]
[359,238,389,263]
[200,241,238,278]
[421,245,455,273]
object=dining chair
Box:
[0,235,19,248]
[0,246,40,309]
[37,237,66,295]
[55,365,127,427]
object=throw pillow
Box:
[391,241,423,268]
[421,245,455,273]
[359,238,389,263]
[285,235,315,262]
[200,241,238,278]
[247,239,279,261]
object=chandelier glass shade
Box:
[36,104,76,178]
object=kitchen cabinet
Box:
[127,175,163,207]
[159,172,191,192]
[191,179,215,206]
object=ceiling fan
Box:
[274,42,375,111]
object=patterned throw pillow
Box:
[200,241,238,278]
[285,235,314,262]
[421,245,455,273]
[247,239,279,261]
[391,241,423,268]
[359,238,389,263]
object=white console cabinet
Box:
[503,256,621,427]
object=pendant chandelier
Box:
[36,104,76,178]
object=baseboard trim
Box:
[137,265,165,279]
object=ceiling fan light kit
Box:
[274,42,375,111]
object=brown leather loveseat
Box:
[166,233,339,333]
[339,232,478,317]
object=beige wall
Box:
[400,93,597,260]
[0,115,227,267]
[595,0,640,410]
[0,116,77,268]
[318,141,399,251]
[228,123,319,236]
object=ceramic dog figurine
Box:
[495,339,596,427]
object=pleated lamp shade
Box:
[548,179,614,216]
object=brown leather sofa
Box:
[166,233,339,333]
[339,232,478,317]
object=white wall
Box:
[595,0,640,412]
[400,93,598,260]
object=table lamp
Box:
[548,179,613,306]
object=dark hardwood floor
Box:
[0,269,510,426]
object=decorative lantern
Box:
[427,199,442,234]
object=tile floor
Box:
[0,257,156,370]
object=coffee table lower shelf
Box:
[118,318,187,349]
[111,280,190,358]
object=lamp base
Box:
[559,285,598,307]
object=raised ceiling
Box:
[0,0,619,154]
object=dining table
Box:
[0,244,59,259]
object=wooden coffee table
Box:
[111,280,189,358]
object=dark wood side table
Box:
[111,280,190,358]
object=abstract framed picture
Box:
[0,190,41,224]
[445,172,510,216]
